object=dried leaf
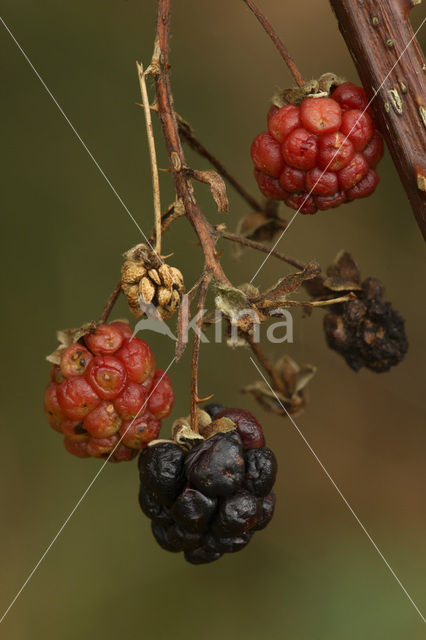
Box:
[191,169,229,213]
[253,260,321,305]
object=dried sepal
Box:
[243,355,316,417]
[273,72,345,107]
[323,250,362,292]
[190,169,229,213]
[46,321,97,365]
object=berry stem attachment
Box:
[136,61,162,254]
[242,0,305,87]
[99,280,122,324]
[176,114,264,212]
[190,274,211,433]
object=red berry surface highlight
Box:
[250,82,383,213]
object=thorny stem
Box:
[220,230,307,271]
[242,0,305,87]
[99,280,122,324]
[136,61,162,254]
[176,115,264,212]
[191,275,211,432]
[246,336,284,391]
[154,0,229,285]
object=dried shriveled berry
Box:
[279,166,305,192]
[285,192,317,215]
[253,492,276,531]
[212,489,262,537]
[184,548,222,565]
[254,169,289,200]
[139,442,186,505]
[244,447,277,497]
[186,431,245,497]
[171,488,217,533]
[151,522,183,553]
[138,488,173,525]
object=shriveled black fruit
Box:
[169,523,203,551]
[212,489,262,537]
[216,408,265,449]
[138,414,278,565]
[253,492,276,531]
[151,522,183,553]
[138,487,173,525]
[171,488,217,532]
[203,403,225,419]
[184,548,223,565]
[185,431,245,497]
[244,447,277,497]
[139,443,186,506]
[204,531,253,554]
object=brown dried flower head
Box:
[121,243,185,320]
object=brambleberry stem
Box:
[153,0,230,285]
[136,61,162,254]
[242,0,306,87]
[246,336,284,392]
[220,230,307,271]
[99,280,122,324]
[190,275,211,433]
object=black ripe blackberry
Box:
[138,408,277,564]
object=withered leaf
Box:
[191,169,229,213]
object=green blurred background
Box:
[1,1,425,638]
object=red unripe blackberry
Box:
[282,128,319,171]
[251,81,383,212]
[44,384,66,432]
[362,131,384,168]
[109,320,133,340]
[330,82,369,111]
[315,191,346,210]
[87,433,120,458]
[254,169,289,200]
[268,104,301,142]
[116,338,156,384]
[86,355,127,400]
[346,169,380,200]
[64,437,90,458]
[57,376,100,421]
[60,343,93,378]
[61,420,89,442]
[285,192,317,215]
[120,413,161,449]
[251,132,285,178]
[338,153,369,190]
[340,109,374,151]
[305,167,339,196]
[318,131,354,172]
[114,381,147,420]
[85,324,123,355]
[83,401,121,438]
[300,97,342,135]
[50,365,63,385]
[44,322,174,462]
[279,165,305,192]
[147,369,174,419]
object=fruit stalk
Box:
[242,0,305,87]
[190,275,211,433]
[153,0,230,284]
[99,280,122,324]
[329,0,426,240]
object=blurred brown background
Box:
[1,1,425,638]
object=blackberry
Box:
[138,409,278,564]
[203,403,225,419]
